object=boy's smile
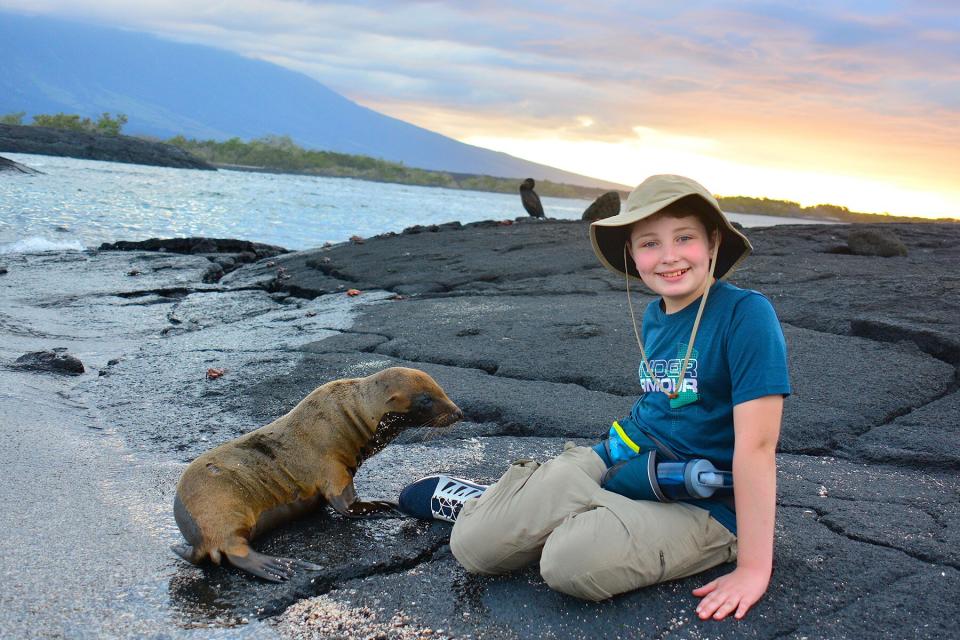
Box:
[656,267,691,281]
[628,213,715,314]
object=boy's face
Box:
[627,212,715,314]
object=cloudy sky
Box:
[3,0,959,217]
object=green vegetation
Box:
[3,111,129,135]
[715,195,948,224]
[166,134,607,199]
[1,111,26,125]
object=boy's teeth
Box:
[660,268,688,277]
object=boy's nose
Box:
[660,246,680,262]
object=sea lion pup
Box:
[172,367,463,582]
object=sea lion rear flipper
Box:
[225,549,321,582]
[171,544,198,564]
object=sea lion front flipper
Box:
[329,483,404,519]
[226,549,320,582]
[344,499,405,519]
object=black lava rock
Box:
[98,237,288,281]
[847,227,908,257]
[14,350,85,375]
[0,154,42,174]
[581,191,621,221]
[98,237,286,259]
[0,123,213,170]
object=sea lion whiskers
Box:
[406,413,446,432]
[398,414,457,444]
[422,420,459,443]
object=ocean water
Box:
[0,152,827,254]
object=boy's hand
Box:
[692,566,769,621]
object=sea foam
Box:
[0,236,87,255]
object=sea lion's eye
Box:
[412,393,433,412]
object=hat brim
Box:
[590,193,752,283]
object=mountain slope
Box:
[0,12,625,190]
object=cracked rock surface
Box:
[1,220,957,638]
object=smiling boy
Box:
[592,176,791,619]
[399,175,791,621]
[629,215,715,313]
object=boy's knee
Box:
[541,544,664,601]
[449,517,501,575]
[540,508,662,601]
[539,524,622,601]
[540,539,611,601]
[450,505,536,575]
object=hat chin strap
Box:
[624,239,721,400]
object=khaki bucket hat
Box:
[590,174,752,282]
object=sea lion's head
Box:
[371,367,463,429]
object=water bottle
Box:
[656,459,733,500]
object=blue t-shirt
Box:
[594,280,791,534]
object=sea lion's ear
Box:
[386,393,409,411]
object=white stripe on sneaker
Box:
[430,476,486,522]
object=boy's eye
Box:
[677,235,693,243]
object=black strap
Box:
[635,423,681,461]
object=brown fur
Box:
[172,367,462,580]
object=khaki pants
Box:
[450,445,737,601]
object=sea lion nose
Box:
[447,405,463,422]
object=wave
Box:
[0,236,87,255]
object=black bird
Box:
[519,178,545,218]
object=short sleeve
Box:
[726,293,791,405]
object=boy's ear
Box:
[709,229,720,251]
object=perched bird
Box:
[519,178,545,218]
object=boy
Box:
[398,175,790,621]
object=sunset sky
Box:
[3,1,959,218]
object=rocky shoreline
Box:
[1,153,42,174]
[0,123,213,169]
[1,219,957,638]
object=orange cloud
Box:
[5,1,957,216]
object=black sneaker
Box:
[398,475,487,523]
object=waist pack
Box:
[599,420,733,502]
[600,449,733,502]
